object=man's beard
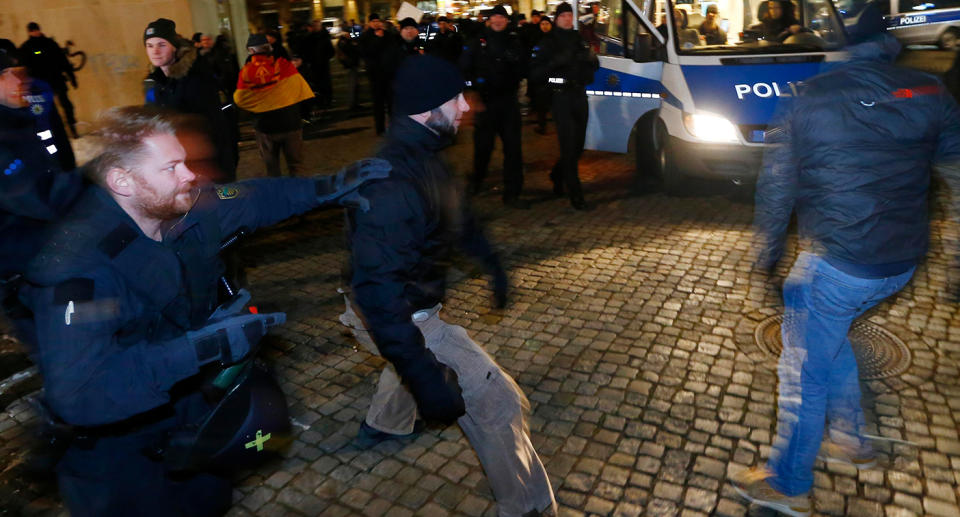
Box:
[424,108,458,140]
[133,175,196,221]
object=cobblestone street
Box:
[3,77,960,517]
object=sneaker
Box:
[730,467,811,517]
[817,440,878,469]
[353,421,424,449]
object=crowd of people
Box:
[3,3,960,517]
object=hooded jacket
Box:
[754,34,960,275]
[146,39,237,179]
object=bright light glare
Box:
[683,112,739,143]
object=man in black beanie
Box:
[359,12,401,135]
[340,54,557,517]
[530,1,598,210]
[460,3,530,208]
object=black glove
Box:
[315,158,392,211]
[187,312,286,366]
[408,363,466,425]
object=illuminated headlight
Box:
[682,112,739,143]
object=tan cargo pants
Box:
[340,296,557,517]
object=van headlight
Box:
[682,112,739,143]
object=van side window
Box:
[592,0,626,55]
[625,4,665,61]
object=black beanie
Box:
[490,5,509,18]
[0,40,20,73]
[393,54,464,116]
[847,1,887,44]
[144,18,178,46]
[399,17,419,29]
[369,12,381,21]
[27,22,40,32]
[246,33,269,48]
[555,2,573,16]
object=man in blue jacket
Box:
[19,106,389,516]
[340,55,556,517]
[732,5,960,516]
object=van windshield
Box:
[666,0,847,53]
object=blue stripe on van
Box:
[886,8,960,30]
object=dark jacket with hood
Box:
[346,116,505,422]
[459,27,527,100]
[529,25,599,91]
[754,34,960,276]
[146,39,237,181]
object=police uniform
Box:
[530,15,598,209]
[459,18,527,205]
[19,163,389,516]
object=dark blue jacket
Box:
[20,178,318,427]
[346,117,501,412]
[754,34,960,274]
[0,102,82,279]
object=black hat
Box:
[144,18,178,45]
[369,12,381,21]
[489,5,509,18]
[26,22,40,32]
[847,1,887,44]
[393,54,464,116]
[555,2,573,15]
[399,17,419,29]
[531,9,541,16]
[0,39,21,73]
[437,15,449,22]
[246,33,269,48]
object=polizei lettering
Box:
[899,15,927,25]
[734,81,796,100]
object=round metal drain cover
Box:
[754,315,912,380]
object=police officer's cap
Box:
[489,5,509,18]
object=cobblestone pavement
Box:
[4,78,960,517]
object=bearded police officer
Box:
[18,106,390,517]
[460,4,531,209]
[530,2,598,210]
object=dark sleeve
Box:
[455,202,501,273]
[934,87,960,231]
[528,35,553,85]
[350,182,453,389]
[213,177,320,237]
[0,142,83,221]
[752,97,799,270]
[24,269,198,426]
[458,39,476,83]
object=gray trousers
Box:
[340,297,557,517]
[255,129,304,177]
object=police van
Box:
[582,0,850,193]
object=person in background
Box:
[529,15,553,135]
[698,5,727,45]
[359,13,401,135]
[427,16,463,63]
[234,34,315,177]
[397,17,424,56]
[20,22,78,139]
[265,30,291,60]
[336,31,362,111]
[143,18,237,182]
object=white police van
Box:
[582,0,849,193]
[879,0,960,49]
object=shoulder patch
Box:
[98,224,139,258]
[216,185,240,200]
[54,278,95,305]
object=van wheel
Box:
[940,28,960,50]
[654,122,685,196]
[633,115,659,193]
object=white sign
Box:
[396,2,425,23]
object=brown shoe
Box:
[730,467,811,517]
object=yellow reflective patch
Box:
[216,186,240,200]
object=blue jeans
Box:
[766,252,914,496]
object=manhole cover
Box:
[754,315,912,380]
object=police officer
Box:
[0,43,83,344]
[397,17,424,57]
[18,106,390,517]
[460,4,530,209]
[426,16,463,63]
[530,2,598,210]
[360,13,401,135]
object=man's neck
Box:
[113,196,165,241]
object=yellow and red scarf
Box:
[233,54,314,113]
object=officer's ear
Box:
[105,167,135,197]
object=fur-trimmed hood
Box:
[150,36,198,79]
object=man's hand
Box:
[188,312,286,366]
[409,363,466,425]
[315,158,392,210]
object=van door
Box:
[584,0,667,153]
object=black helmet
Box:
[164,361,291,471]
